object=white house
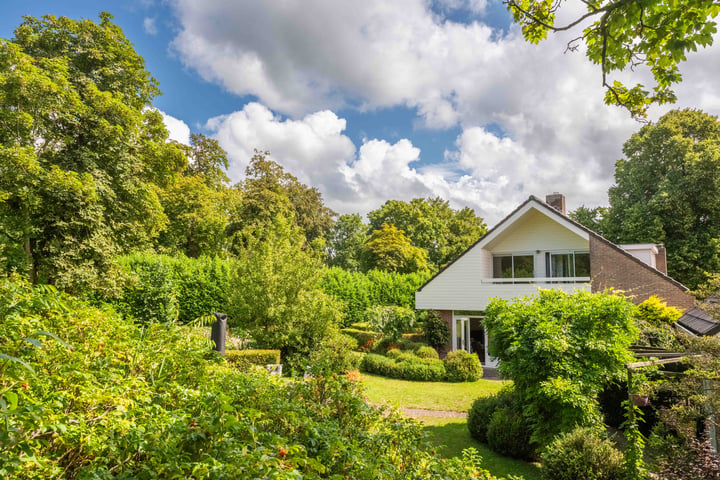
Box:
[415,194,694,366]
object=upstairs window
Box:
[493,255,534,279]
[547,251,590,277]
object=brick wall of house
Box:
[590,235,694,309]
[437,309,453,358]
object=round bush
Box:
[468,393,504,443]
[386,348,403,359]
[444,350,482,382]
[395,352,417,363]
[541,427,624,480]
[415,346,439,360]
[486,405,534,460]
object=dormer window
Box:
[493,254,534,279]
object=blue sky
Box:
[3,1,719,223]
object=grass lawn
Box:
[359,372,507,412]
[420,416,542,480]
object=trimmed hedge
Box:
[225,349,281,371]
[361,353,446,381]
[444,350,482,382]
[341,327,383,351]
[321,267,432,327]
[114,253,233,324]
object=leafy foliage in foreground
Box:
[0,276,518,479]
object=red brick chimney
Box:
[655,244,667,274]
[546,193,566,215]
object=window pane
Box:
[493,256,513,278]
[513,255,534,278]
[575,253,590,277]
[551,253,573,277]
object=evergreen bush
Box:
[415,345,440,360]
[486,405,535,461]
[444,350,482,382]
[541,427,624,480]
[422,310,450,349]
[468,386,516,443]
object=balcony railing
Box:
[481,277,591,285]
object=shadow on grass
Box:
[421,418,542,480]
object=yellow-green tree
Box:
[362,223,430,274]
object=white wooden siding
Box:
[416,277,589,310]
[485,208,588,253]
[415,201,592,311]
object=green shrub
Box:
[415,345,439,360]
[468,385,516,443]
[225,349,281,371]
[361,353,446,381]
[365,305,415,341]
[541,427,624,480]
[308,332,361,375]
[115,254,179,324]
[444,350,482,382]
[636,295,683,326]
[422,310,450,349]
[395,351,417,363]
[341,327,383,351]
[350,321,372,330]
[487,404,535,461]
[386,348,403,359]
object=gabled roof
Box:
[677,307,720,336]
[417,195,688,292]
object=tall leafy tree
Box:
[326,213,368,271]
[230,151,335,251]
[368,197,486,268]
[362,223,430,274]
[156,133,234,257]
[507,0,720,118]
[181,133,230,189]
[604,109,720,288]
[0,13,183,293]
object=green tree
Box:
[181,133,230,189]
[326,213,368,270]
[604,109,720,288]
[569,205,608,234]
[228,215,343,372]
[156,176,236,258]
[484,289,638,448]
[507,0,720,118]
[363,223,431,274]
[0,13,183,294]
[229,150,335,251]
[368,197,486,268]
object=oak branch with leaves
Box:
[506,0,720,118]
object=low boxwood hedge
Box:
[361,353,446,381]
[225,349,281,371]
